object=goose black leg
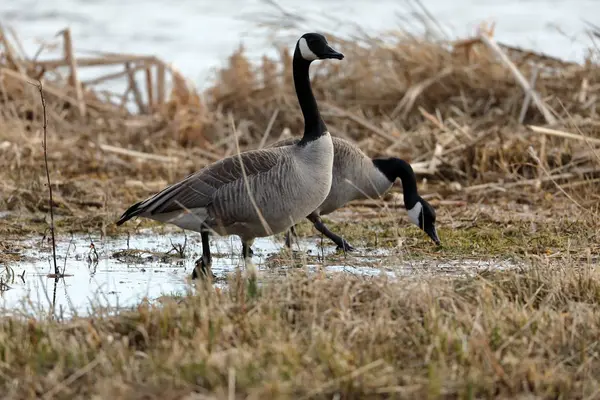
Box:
[242,241,253,260]
[284,225,298,248]
[242,239,258,296]
[307,214,355,252]
[192,231,215,280]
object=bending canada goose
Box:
[116,33,344,279]
[270,136,440,250]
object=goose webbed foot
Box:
[192,231,215,280]
[308,214,355,253]
[242,239,258,282]
[284,231,292,249]
[284,225,298,249]
[335,241,355,253]
[192,257,215,280]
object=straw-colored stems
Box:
[82,64,145,86]
[125,62,146,114]
[145,65,154,112]
[518,65,540,124]
[0,24,25,74]
[33,54,155,69]
[324,102,399,143]
[478,32,557,125]
[527,125,600,146]
[62,28,86,118]
[156,61,166,106]
[92,142,178,164]
[258,108,279,149]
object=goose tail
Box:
[116,200,146,226]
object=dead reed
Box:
[1,22,599,233]
[35,81,59,276]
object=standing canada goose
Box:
[270,136,440,251]
[116,32,344,279]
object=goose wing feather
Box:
[141,149,283,215]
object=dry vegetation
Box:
[0,265,599,399]
[1,22,599,236]
[1,15,600,399]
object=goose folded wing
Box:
[146,150,283,215]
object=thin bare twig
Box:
[528,146,585,210]
[258,108,279,149]
[62,233,75,276]
[518,65,540,124]
[36,81,60,276]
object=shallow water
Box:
[0,0,597,93]
[0,231,517,317]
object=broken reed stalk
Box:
[126,62,146,114]
[36,81,59,277]
[478,31,558,125]
[156,61,166,106]
[62,28,86,117]
[518,65,540,124]
[527,125,600,146]
[145,65,154,111]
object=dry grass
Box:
[0,263,598,399]
[1,21,600,236]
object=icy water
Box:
[0,231,516,317]
[0,0,598,90]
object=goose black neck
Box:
[293,49,327,145]
[372,157,419,209]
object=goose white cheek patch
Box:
[299,38,318,61]
[407,202,423,227]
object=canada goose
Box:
[270,136,440,250]
[116,32,344,279]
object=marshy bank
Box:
[1,263,600,398]
[0,226,520,318]
[1,14,600,398]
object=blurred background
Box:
[1,0,598,89]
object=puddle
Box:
[0,231,519,318]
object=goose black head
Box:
[407,197,440,246]
[297,32,344,61]
[372,156,441,246]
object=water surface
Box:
[0,231,517,317]
[1,0,596,91]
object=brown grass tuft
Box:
[0,264,599,398]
